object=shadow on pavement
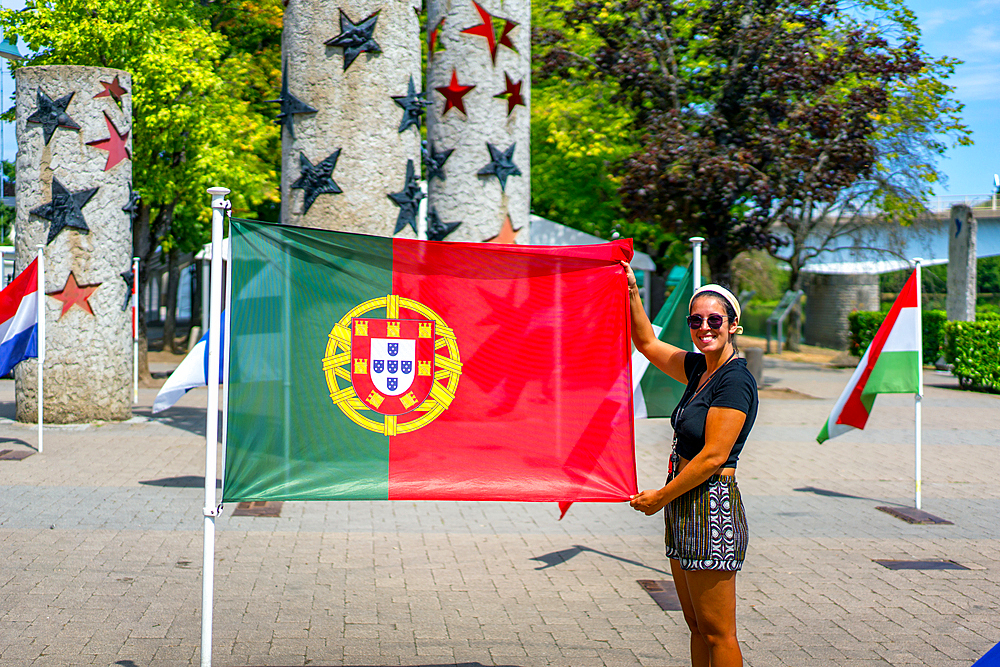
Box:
[139,475,221,488]
[133,405,215,438]
[0,436,33,448]
[0,399,15,421]
[531,544,669,574]
[794,485,905,507]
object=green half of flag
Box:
[636,263,694,418]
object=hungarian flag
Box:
[0,258,39,377]
[632,263,693,418]
[817,269,921,443]
[223,219,637,503]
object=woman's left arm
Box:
[630,407,747,515]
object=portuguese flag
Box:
[223,219,638,503]
[817,269,921,443]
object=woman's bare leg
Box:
[669,559,710,667]
[685,568,742,667]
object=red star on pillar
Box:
[428,17,446,59]
[94,75,128,104]
[86,112,131,171]
[48,272,100,319]
[435,69,476,117]
[460,1,518,64]
[494,72,525,117]
[486,215,522,244]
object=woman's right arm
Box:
[621,261,688,385]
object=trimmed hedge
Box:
[848,309,946,361]
[944,319,1000,392]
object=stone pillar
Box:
[804,272,880,350]
[946,204,976,322]
[281,0,422,236]
[14,65,133,423]
[426,0,530,243]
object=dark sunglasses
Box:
[687,313,728,330]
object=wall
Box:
[804,272,880,350]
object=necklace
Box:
[690,349,738,401]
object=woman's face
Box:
[689,295,738,354]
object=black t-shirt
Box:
[670,352,758,468]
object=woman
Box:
[622,261,758,667]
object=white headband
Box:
[689,284,743,334]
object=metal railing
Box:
[925,194,997,213]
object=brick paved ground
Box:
[1,358,998,666]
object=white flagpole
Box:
[690,237,704,290]
[913,258,923,510]
[691,237,704,351]
[201,186,229,667]
[36,244,44,454]
[132,256,139,404]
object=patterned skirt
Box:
[664,475,748,571]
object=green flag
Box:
[634,263,693,418]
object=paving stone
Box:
[1,365,999,665]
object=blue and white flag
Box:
[0,259,39,377]
[152,312,225,413]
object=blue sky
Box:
[0,0,996,197]
[907,0,1000,197]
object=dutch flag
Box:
[0,259,39,377]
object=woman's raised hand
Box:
[620,260,637,290]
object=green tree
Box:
[1,0,279,364]
[542,0,968,288]
[532,0,681,270]
[763,2,970,348]
[0,160,13,244]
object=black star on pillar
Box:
[291,150,343,215]
[120,268,134,312]
[477,142,522,192]
[392,76,430,133]
[122,184,141,230]
[325,9,381,71]
[425,207,461,241]
[423,141,454,182]
[266,62,317,139]
[387,159,425,235]
[26,89,81,145]
[31,178,99,245]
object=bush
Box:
[848,311,885,357]
[848,310,946,361]
[944,320,1000,392]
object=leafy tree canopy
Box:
[539,0,970,286]
[0,0,281,253]
[532,0,684,271]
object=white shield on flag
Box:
[370,338,416,396]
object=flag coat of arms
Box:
[0,258,39,377]
[818,269,921,443]
[223,219,638,503]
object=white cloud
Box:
[949,63,1000,101]
[965,24,1000,55]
